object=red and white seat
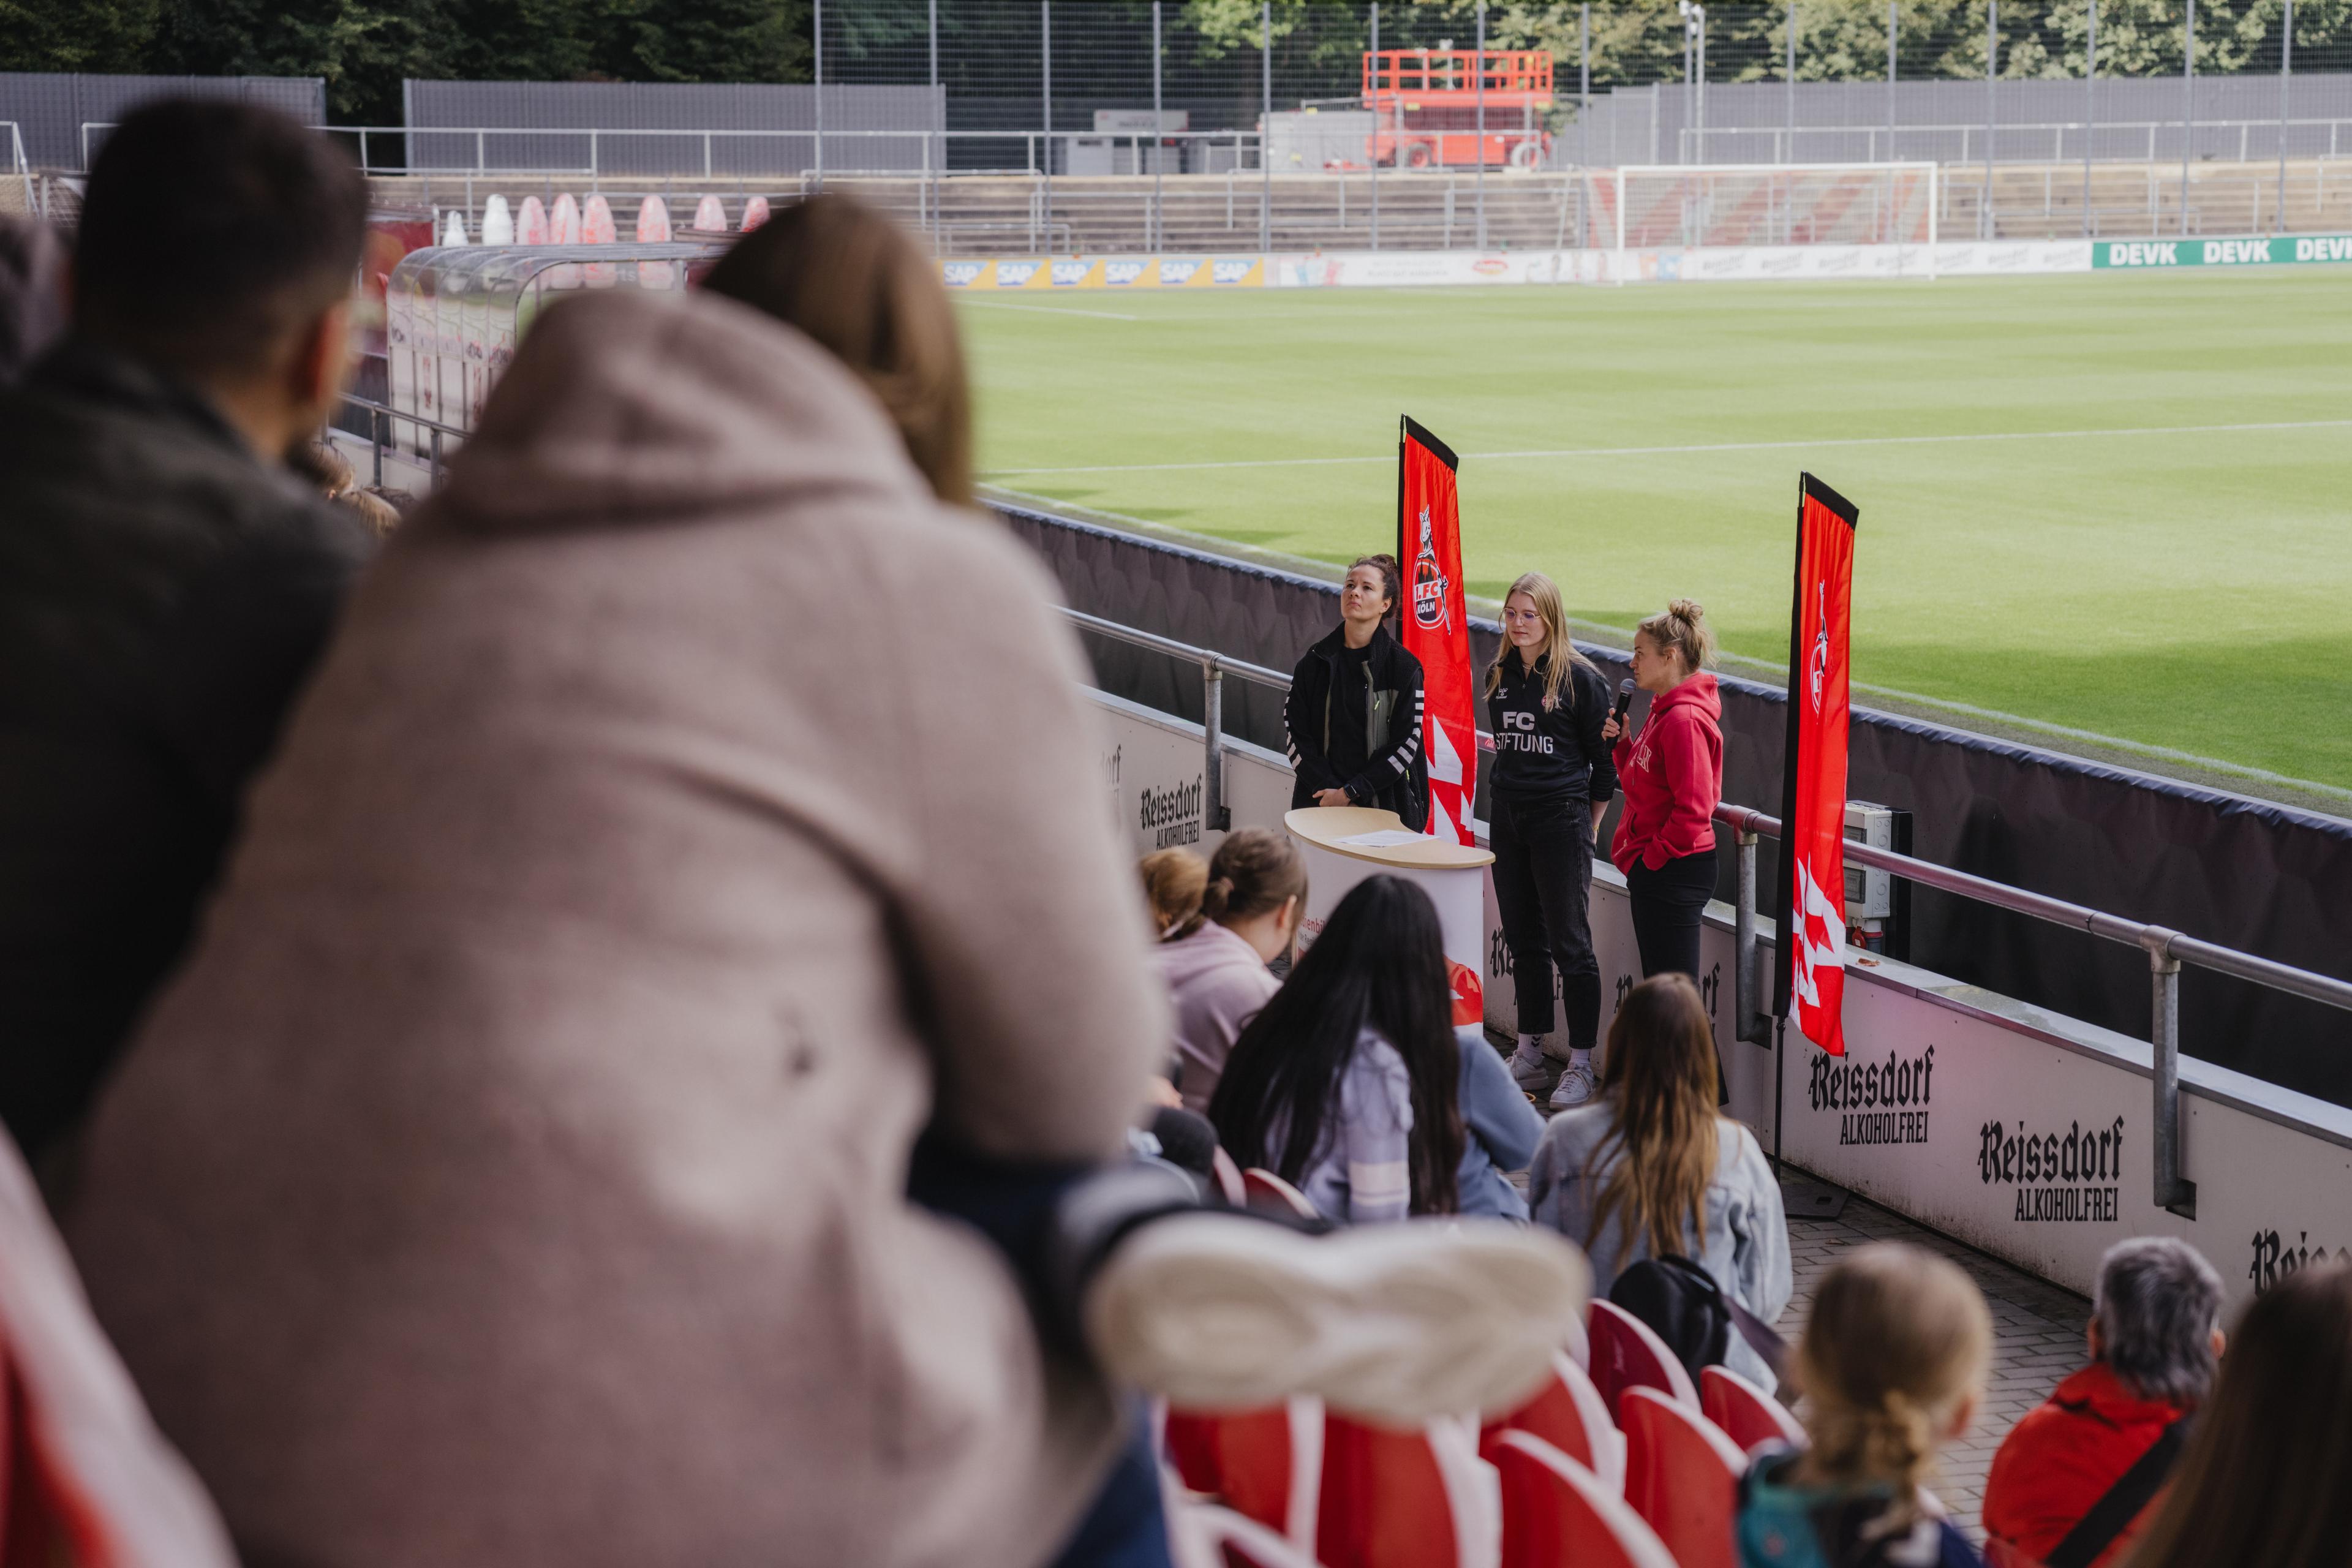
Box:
[1241,1169,1324,1223]
[1163,1398,1324,1551]
[1479,1352,1624,1493]
[1316,1414,1498,1568]
[1490,1430,1675,1568]
[1619,1386,1749,1568]
[1700,1365,1806,1454]
[1587,1300,1699,1417]
[1208,1146,1250,1208]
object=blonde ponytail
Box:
[1791,1244,1990,1528]
[1638,598,1717,676]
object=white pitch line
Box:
[955,298,1142,322]
[981,417,2352,477]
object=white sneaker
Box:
[1509,1044,1552,1091]
[1085,1213,1590,1424]
[1549,1061,1599,1109]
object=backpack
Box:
[1610,1254,1785,1382]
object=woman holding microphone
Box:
[1486,573,1619,1110]
[1604,599,1724,982]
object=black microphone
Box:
[1611,678,1635,729]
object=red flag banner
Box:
[1773,473,1861,1057]
[1397,416,1476,848]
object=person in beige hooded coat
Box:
[64,282,1167,1568]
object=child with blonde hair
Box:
[1738,1242,1992,1568]
[1137,846,1208,938]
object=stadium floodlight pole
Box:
[2082,0,2095,239]
[1042,1,1053,246]
[929,0,938,88]
[1981,0,1995,241]
[1580,2,1591,248]
[1369,2,1379,251]
[1475,0,1487,249]
[1681,1,1694,164]
[2277,0,2292,234]
[1887,1,1897,165]
[1153,1,1163,252]
[2179,0,2193,236]
[1785,1,1796,167]
[1261,0,1272,254]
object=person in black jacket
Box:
[0,101,372,1164]
[1486,572,1619,1109]
[1285,553,1428,831]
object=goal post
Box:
[1610,162,1938,252]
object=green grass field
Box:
[957,270,2352,803]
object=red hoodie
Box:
[1610,671,1723,875]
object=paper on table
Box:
[1338,829,1430,848]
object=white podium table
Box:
[1284,806,1494,1025]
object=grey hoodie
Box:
[1154,919,1280,1114]
[66,289,1165,1568]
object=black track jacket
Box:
[1285,622,1428,831]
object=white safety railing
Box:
[1064,607,2352,1221]
[4,122,31,216]
[1681,116,2352,167]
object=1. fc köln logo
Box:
[1412,506,1450,631]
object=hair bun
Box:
[1669,598,1705,622]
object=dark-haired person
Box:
[1210,875,1464,1224]
[1528,973,1788,1389]
[2120,1261,2352,1568]
[1487,571,1619,1110]
[1286,555,1428,831]
[1155,829,1306,1115]
[1982,1238,2225,1568]
[1603,599,1724,984]
[0,100,372,1162]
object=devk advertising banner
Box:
[1774,472,1860,1057]
[1397,417,1476,847]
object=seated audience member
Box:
[0,100,372,1163]
[1739,1243,1992,1568]
[1210,875,1463,1224]
[293,437,356,502]
[1981,1238,2223,1568]
[1155,829,1305,1114]
[1455,1024,1544,1221]
[68,196,1583,1568]
[1528,973,1789,1387]
[343,486,404,538]
[0,213,66,386]
[2120,1262,2352,1568]
[1138,847,1207,938]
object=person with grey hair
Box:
[1981,1237,2225,1568]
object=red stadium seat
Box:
[1480,1352,1624,1493]
[1173,1501,1327,1568]
[1210,1146,1250,1208]
[1242,1169,1323,1223]
[1619,1386,1748,1568]
[1490,1430,1675,1568]
[0,1135,235,1566]
[1163,1400,1324,1550]
[1587,1300,1698,1417]
[633,195,672,244]
[1700,1365,1806,1454]
[1316,1415,1497,1568]
[690,195,729,235]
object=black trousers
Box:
[1626,848,1718,981]
[1490,792,1601,1052]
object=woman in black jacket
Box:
[1285,553,1429,831]
[1486,571,1618,1110]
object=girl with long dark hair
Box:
[1485,570,1619,1110]
[1209,875,1464,1224]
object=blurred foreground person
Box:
[1982,1237,2223,1568]
[2122,1262,2352,1568]
[71,199,1585,1568]
[0,212,67,385]
[0,101,371,1164]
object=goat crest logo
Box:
[1807,579,1830,715]
[1411,506,1449,631]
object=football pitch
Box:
[957,270,2352,804]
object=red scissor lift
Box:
[1365,49,1552,169]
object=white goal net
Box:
[1608,163,1937,250]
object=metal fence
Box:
[2,72,322,170]
[1068,605,2352,1219]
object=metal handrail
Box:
[1066,606,2352,1219]
[336,390,470,488]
